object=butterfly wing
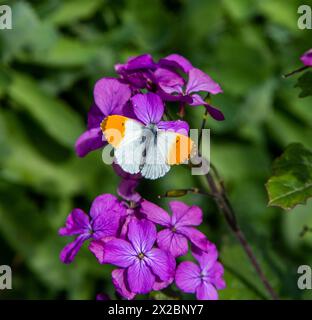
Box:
[101,115,145,174]
[140,130,194,180]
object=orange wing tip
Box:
[167,135,195,165]
[101,115,127,147]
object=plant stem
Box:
[283,65,309,78]
[205,172,279,300]
[197,106,278,300]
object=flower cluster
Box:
[59,188,225,300]
[60,54,225,300]
[75,53,224,158]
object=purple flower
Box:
[301,49,312,67]
[75,78,131,157]
[175,246,225,300]
[115,54,157,90]
[59,194,125,263]
[131,92,190,134]
[141,200,212,257]
[156,54,224,120]
[113,163,142,203]
[96,219,176,295]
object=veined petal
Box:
[112,269,136,300]
[94,78,131,115]
[131,93,164,125]
[191,244,218,272]
[146,248,176,281]
[60,234,90,264]
[75,128,106,157]
[88,237,115,264]
[157,229,188,258]
[179,227,211,252]
[127,259,155,294]
[140,199,171,227]
[196,282,218,300]
[186,68,222,95]
[59,209,90,236]
[101,238,136,268]
[127,219,156,253]
[154,67,184,94]
[170,201,202,227]
[175,261,201,293]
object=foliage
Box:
[266,143,312,210]
[0,0,312,300]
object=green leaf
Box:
[7,72,84,148]
[266,143,312,210]
[46,0,103,26]
[295,71,312,98]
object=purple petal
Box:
[186,68,222,95]
[112,269,136,300]
[89,194,124,239]
[88,238,114,264]
[153,276,174,291]
[196,282,218,300]
[113,162,141,180]
[101,238,136,268]
[75,128,106,157]
[126,259,155,294]
[60,234,90,264]
[301,49,312,67]
[158,120,189,135]
[127,219,156,253]
[118,179,141,202]
[210,262,226,290]
[154,67,184,94]
[189,94,225,121]
[117,54,156,72]
[175,261,201,293]
[59,209,90,236]
[94,78,131,115]
[87,104,104,129]
[159,54,193,73]
[179,227,211,252]
[146,248,176,281]
[140,199,171,227]
[170,201,202,227]
[157,229,188,258]
[191,244,218,272]
[131,93,164,125]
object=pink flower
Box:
[175,246,226,300]
[140,200,212,257]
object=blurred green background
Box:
[0,0,312,300]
